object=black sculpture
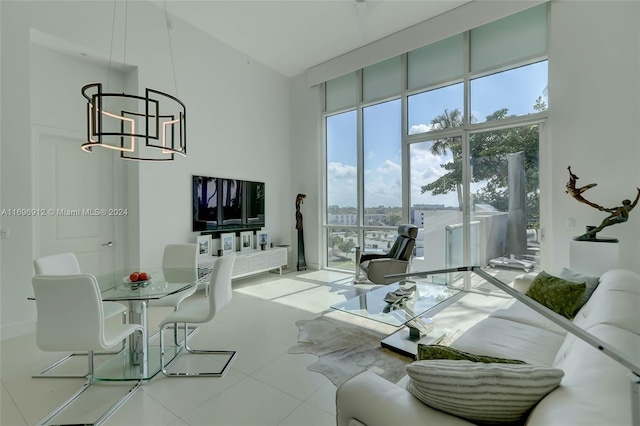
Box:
[296,194,307,270]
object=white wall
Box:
[547,0,640,273]
[0,1,291,339]
[290,0,640,275]
[289,75,323,270]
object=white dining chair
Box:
[148,244,200,344]
[148,244,199,310]
[32,252,128,378]
[158,254,237,377]
[32,274,145,426]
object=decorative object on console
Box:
[256,230,269,250]
[239,231,253,253]
[295,193,307,271]
[405,360,564,425]
[525,271,585,319]
[220,233,235,256]
[196,235,211,257]
[81,2,186,162]
[566,166,640,241]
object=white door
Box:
[30,42,128,275]
[35,126,117,275]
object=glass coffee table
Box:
[331,281,462,358]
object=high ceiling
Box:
[158,0,473,77]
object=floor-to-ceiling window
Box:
[323,5,548,284]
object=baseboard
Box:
[1,319,35,341]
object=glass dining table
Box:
[92,267,203,381]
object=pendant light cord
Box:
[123,0,128,79]
[163,0,179,96]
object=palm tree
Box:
[423,108,464,209]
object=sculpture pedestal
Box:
[297,229,307,271]
[570,239,619,276]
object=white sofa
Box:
[336,269,640,426]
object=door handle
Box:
[102,241,113,247]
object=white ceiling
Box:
[158,0,473,77]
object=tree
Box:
[422,108,465,209]
[329,234,343,248]
[421,98,546,225]
[338,239,355,254]
[386,212,402,226]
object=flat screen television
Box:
[221,178,243,225]
[244,181,265,225]
[192,175,265,232]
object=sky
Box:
[326,60,548,209]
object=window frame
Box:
[321,8,549,276]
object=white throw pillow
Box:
[406,360,564,425]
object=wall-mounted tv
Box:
[193,175,265,232]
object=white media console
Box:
[198,246,287,280]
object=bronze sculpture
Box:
[566,166,640,241]
[295,193,306,230]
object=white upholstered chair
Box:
[148,244,200,344]
[34,252,127,320]
[32,252,127,378]
[32,274,145,425]
[148,244,199,310]
[159,254,236,377]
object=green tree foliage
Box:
[386,212,402,226]
[329,234,343,248]
[338,239,355,254]
[421,97,546,224]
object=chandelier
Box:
[81,1,186,162]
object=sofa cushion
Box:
[337,370,474,426]
[572,269,640,335]
[534,324,640,426]
[405,360,564,425]
[489,299,567,336]
[417,344,526,364]
[451,317,566,366]
[525,271,586,319]
[558,268,600,309]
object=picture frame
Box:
[196,235,212,257]
[256,230,269,250]
[239,231,253,253]
[220,233,236,256]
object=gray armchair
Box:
[357,224,418,284]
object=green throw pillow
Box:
[558,268,600,309]
[525,271,586,319]
[416,344,526,364]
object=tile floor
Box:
[0,270,367,426]
[0,267,517,426]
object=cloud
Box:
[328,162,356,178]
[327,162,357,206]
[408,123,433,135]
[409,145,458,207]
[376,160,401,174]
[326,151,459,209]
[364,174,402,207]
